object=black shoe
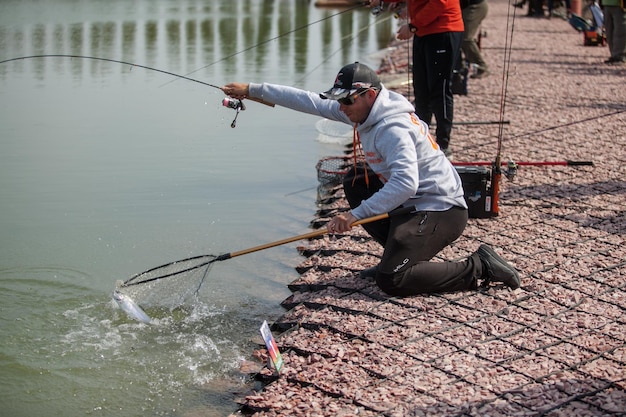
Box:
[605,56,626,65]
[477,244,520,289]
[360,265,379,279]
[470,68,490,79]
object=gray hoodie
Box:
[248,82,467,219]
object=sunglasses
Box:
[338,89,371,106]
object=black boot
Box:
[476,244,520,289]
[359,265,379,279]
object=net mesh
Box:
[315,118,353,139]
[316,156,352,186]
[117,255,217,308]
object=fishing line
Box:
[159,3,368,88]
[0,6,369,91]
[0,54,274,127]
[0,54,224,90]
[295,12,394,85]
[450,107,624,162]
[508,108,626,140]
[496,1,518,157]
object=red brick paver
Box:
[235,1,625,415]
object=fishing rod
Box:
[114,193,407,317]
[120,206,416,289]
[0,54,274,128]
[453,160,594,167]
[455,120,510,126]
[450,108,623,191]
[474,4,601,214]
[453,159,594,182]
[479,0,519,217]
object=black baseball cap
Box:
[320,62,382,101]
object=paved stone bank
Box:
[233,1,625,415]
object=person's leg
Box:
[412,36,432,126]
[373,206,521,295]
[375,207,476,295]
[605,7,617,59]
[422,32,462,152]
[378,254,482,295]
[611,7,626,61]
[529,0,543,16]
[462,2,489,75]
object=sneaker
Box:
[476,244,520,289]
[360,265,379,279]
[442,147,453,160]
[470,68,490,79]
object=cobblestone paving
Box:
[235,1,625,415]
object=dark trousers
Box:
[343,167,482,296]
[412,31,463,151]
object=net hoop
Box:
[122,254,217,287]
[116,254,219,308]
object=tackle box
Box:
[455,166,497,218]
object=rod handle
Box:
[226,211,405,260]
[566,160,594,166]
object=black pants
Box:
[412,31,463,151]
[343,167,483,296]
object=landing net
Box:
[118,255,217,308]
[316,156,352,186]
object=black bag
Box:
[451,65,468,96]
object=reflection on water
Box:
[0,1,395,416]
[1,0,393,86]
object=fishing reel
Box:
[504,159,518,181]
[371,1,404,19]
[222,96,246,128]
[371,1,385,16]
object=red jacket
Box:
[387,0,464,36]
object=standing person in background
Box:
[461,0,490,78]
[371,0,464,159]
[547,0,571,18]
[602,0,626,64]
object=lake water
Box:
[0,1,394,416]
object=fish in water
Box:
[112,290,151,324]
